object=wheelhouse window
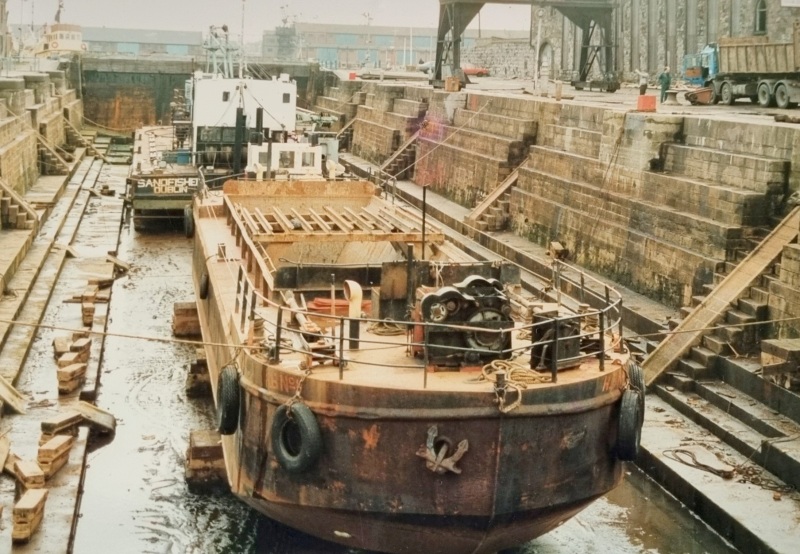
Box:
[279,151,295,169]
[755,0,767,35]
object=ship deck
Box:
[194,179,628,396]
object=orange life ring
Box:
[51,41,58,49]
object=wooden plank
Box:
[253,231,430,244]
[323,206,354,232]
[358,207,395,233]
[75,401,117,435]
[0,435,9,471]
[466,168,520,223]
[0,374,27,414]
[239,207,260,236]
[38,435,74,463]
[271,207,296,233]
[253,208,274,234]
[41,411,83,434]
[289,208,315,232]
[307,208,332,232]
[644,207,800,385]
[106,254,131,273]
[395,205,444,234]
[343,206,375,231]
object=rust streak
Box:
[361,424,380,450]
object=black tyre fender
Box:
[626,361,645,395]
[271,402,323,473]
[626,360,646,426]
[199,272,209,300]
[183,205,194,238]
[616,389,643,461]
[217,365,240,435]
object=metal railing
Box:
[227,256,624,389]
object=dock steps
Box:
[641,393,800,554]
[643,206,800,385]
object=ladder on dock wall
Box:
[643,206,800,386]
[62,115,107,162]
[336,118,357,152]
[0,179,39,233]
[380,130,420,181]
[464,167,520,232]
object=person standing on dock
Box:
[658,66,671,102]
[635,69,649,95]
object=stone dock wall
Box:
[0,72,82,196]
[330,80,800,316]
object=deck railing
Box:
[228,257,624,389]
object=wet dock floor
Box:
[67,205,740,553]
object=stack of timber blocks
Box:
[11,414,78,542]
[53,334,91,394]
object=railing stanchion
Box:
[550,318,559,383]
[599,311,606,372]
[339,318,345,380]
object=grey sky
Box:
[10,1,532,41]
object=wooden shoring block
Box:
[12,488,48,543]
[58,350,88,368]
[38,437,74,478]
[14,459,45,489]
[53,336,72,358]
[106,254,131,273]
[82,285,99,303]
[57,363,87,394]
[82,301,96,326]
[41,411,83,434]
[75,401,117,435]
[70,337,92,353]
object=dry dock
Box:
[0,75,799,551]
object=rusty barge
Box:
[189,148,645,552]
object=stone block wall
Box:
[349,83,427,166]
[510,107,786,307]
[769,244,800,339]
[682,117,800,194]
[0,121,39,195]
[314,80,366,128]
[415,90,538,207]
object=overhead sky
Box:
[9,0,533,41]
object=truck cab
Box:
[682,44,718,87]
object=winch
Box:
[413,275,514,368]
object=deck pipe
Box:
[255,108,264,145]
[344,280,362,349]
[233,107,245,175]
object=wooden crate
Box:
[12,488,48,543]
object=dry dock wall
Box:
[340,81,799,309]
[0,73,80,195]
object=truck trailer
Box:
[685,20,800,108]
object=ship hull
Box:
[191,180,632,554]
